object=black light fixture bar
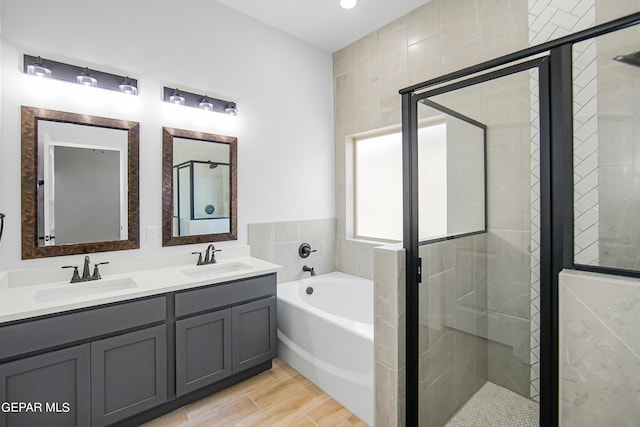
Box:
[163,86,237,115]
[23,54,138,94]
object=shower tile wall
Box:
[248,218,336,283]
[333,0,529,282]
[419,235,488,426]
[333,0,532,423]
[595,0,640,271]
[560,270,640,426]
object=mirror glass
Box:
[163,127,237,246]
[37,121,128,246]
[22,106,139,259]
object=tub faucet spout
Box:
[302,265,315,276]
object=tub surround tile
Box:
[375,361,398,427]
[248,223,275,247]
[374,245,405,427]
[248,218,337,284]
[275,222,302,243]
[406,0,440,46]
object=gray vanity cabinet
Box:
[175,309,232,396]
[0,273,276,426]
[232,296,277,373]
[174,274,277,397]
[90,325,167,427]
[0,344,91,427]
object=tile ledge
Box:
[560,269,640,287]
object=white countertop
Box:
[0,255,281,324]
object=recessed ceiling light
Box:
[340,0,358,10]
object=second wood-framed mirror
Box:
[162,127,237,246]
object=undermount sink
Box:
[33,277,138,304]
[180,262,252,280]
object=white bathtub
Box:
[277,271,373,425]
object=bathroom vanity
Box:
[0,255,278,427]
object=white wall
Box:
[0,0,335,270]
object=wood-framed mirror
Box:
[162,127,237,246]
[21,106,140,259]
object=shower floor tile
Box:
[445,382,539,427]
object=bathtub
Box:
[277,271,373,425]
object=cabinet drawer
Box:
[175,274,276,317]
[0,296,166,361]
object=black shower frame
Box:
[173,160,231,236]
[400,12,640,427]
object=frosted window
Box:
[355,132,403,241]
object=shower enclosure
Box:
[401,12,640,427]
[173,160,231,237]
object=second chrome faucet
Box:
[192,244,222,266]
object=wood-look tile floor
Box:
[142,358,368,427]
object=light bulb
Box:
[199,98,214,111]
[27,57,52,78]
[169,90,185,105]
[225,104,238,116]
[340,0,358,9]
[76,68,97,87]
[118,77,137,95]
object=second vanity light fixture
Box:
[24,54,139,95]
[163,87,237,116]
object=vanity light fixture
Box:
[169,89,186,105]
[224,103,238,116]
[199,96,214,111]
[23,54,139,95]
[163,87,238,115]
[340,0,358,9]
[118,77,138,95]
[76,67,98,87]
[26,56,52,78]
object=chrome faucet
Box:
[302,265,315,276]
[192,244,222,266]
[62,256,109,283]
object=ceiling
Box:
[216,0,432,53]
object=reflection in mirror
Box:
[21,106,139,259]
[37,122,128,246]
[416,99,486,242]
[163,127,237,246]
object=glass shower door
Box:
[412,61,547,426]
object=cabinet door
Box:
[91,325,167,426]
[232,296,277,373]
[0,344,90,427]
[175,309,232,396]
